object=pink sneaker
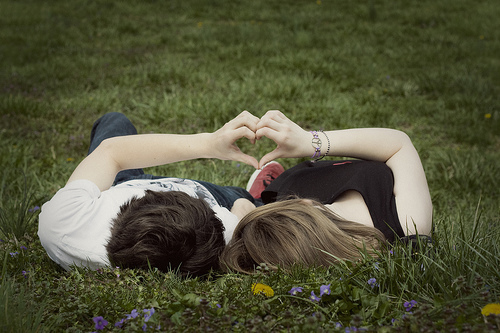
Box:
[246,161,285,199]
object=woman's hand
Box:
[255,110,311,167]
[210,111,260,169]
[230,198,257,221]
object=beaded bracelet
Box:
[310,131,322,158]
[315,130,330,161]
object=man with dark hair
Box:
[106,191,225,276]
[38,111,266,277]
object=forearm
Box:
[67,133,214,191]
[256,111,413,166]
[67,110,260,191]
[317,128,411,162]
[268,127,411,162]
[104,133,213,171]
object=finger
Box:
[258,150,281,169]
[259,110,288,127]
[256,118,282,138]
[256,111,289,133]
[255,126,280,142]
[230,111,260,132]
[238,110,259,122]
[234,126,257,144]
[262,110,287,121]
[234,151,259,169]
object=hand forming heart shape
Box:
[219,110,311,169]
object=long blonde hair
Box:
[220,199,386,273]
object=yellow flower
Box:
[481,303,500,316]
[484,113,492,119]
[252,283,274,297]
[317,0,322,5]
[66,157,74,162]
[197,22,203,28]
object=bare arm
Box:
[230,198,257,221]
[67,111,260,191]
[256,110,432,235]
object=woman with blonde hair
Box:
[221,110,433,273]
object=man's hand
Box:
[210,110,260,169]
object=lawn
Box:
[1,0,499,331]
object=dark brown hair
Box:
[106,190,225,277]
[220,199,386,273]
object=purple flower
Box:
[367,278,378,288]
[22,270,28,278]
[404,300,417,312]
[319,284,331,297]
[309,291,321,302]
[9,252,18,257]
[29,206,40,213]
[115,318,125,328]
[126,309,139,319]
[93,316,108,330]
[288,287,303,296]
[142,323,148,331]
[143,308,155,322]
[20,245,27,250]
[366,278,379,289]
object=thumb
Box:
[258,150,280,169]
[236,152,259,170]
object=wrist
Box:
[189,133,213,159]
[309,130,331,161]
[310,131,322,159]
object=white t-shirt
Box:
[38,178,239,271]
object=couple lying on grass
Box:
[38,110,432,276]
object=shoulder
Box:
[37,180,124,270]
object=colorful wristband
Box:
[315,130,330,161]
[310,131,322,158]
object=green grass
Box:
[1,0,499,331]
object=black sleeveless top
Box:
[261,160,405,242]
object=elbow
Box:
[92,138,123,171]
[93,139,114,161]
[393,129,412,145]
[382,129,415,162]
[98,137,115,151]
[393,130,415,153]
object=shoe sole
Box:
[245,161,280,191]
